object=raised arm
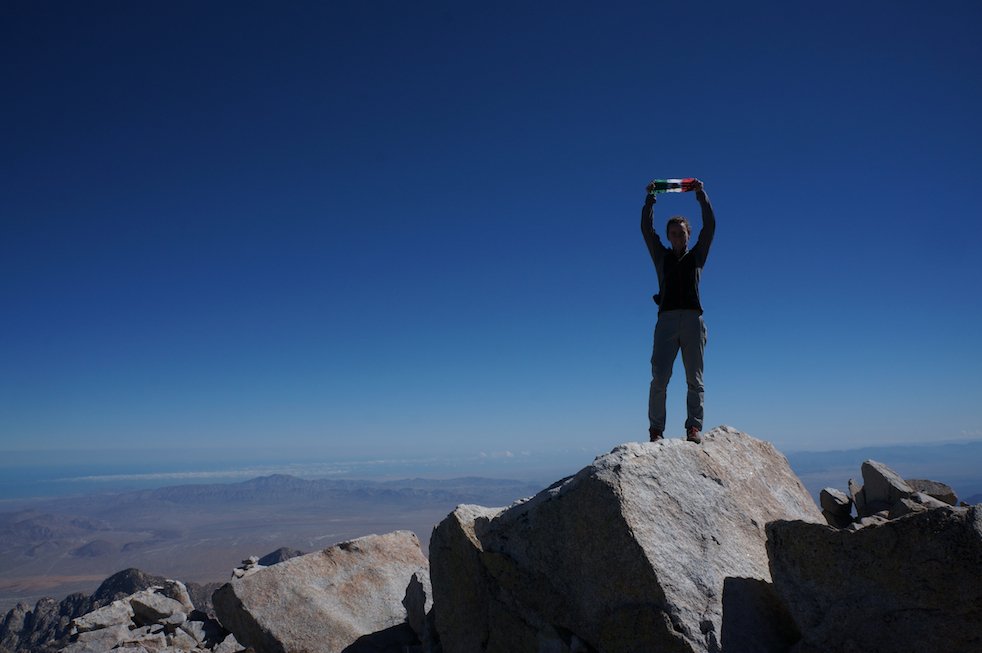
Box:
[692,180,716,262]
[641,192,665,267]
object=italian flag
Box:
[647,178,697,194]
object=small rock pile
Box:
[58,580,242,653]
[818,459,959,529]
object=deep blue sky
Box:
[2,1,981,469]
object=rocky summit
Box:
[429,425,822,653]
[4,426,980,653]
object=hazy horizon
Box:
[5,433,982,503]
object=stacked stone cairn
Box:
[230,556,265,580]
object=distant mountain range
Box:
[47,473,544,514]
[0,474,545,615]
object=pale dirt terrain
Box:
[0,475,542,612]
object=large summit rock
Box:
[429,426,822,653]
[213,530,428,653]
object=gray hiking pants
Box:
[648,309,706,432]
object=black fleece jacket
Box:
[640,192,716,315]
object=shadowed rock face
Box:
[212,530,429,653]
[767,506,982,653]
[778,460,982,653]
[430,426,823,653]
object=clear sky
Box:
[2,1,981,470]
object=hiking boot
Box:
[686,427,702,444]
[649,428,664,442]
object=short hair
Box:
[665,216,691,238]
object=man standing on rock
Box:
[641,179,715,444]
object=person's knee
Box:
[683,367,704,391]
[652,361,674,381]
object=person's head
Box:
[666,216,691,253]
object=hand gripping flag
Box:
[646,178,698,194]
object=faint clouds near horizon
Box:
[0,448,601,502]
[480,450,517,459]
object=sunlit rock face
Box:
[213,530,429,653]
